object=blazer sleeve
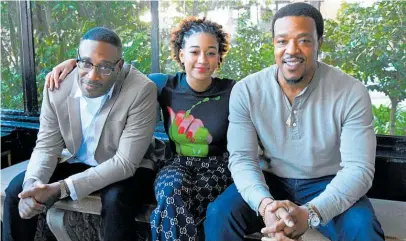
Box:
[68,80,158,199]
[24,85,65,184]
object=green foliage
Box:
[217,11,274,81]
[1,1,152,109]
[321,1,405,134]
[33,1,153,104]
[1,1,23,110]
[373,105,406,136]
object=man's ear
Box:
[317,37,323,57]
[118,58,124,70]
[318,37,323,50]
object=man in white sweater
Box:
[204,2,384,241]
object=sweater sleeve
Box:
[227,81,273,213]
[310,81,376,224]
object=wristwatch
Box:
[58,180,70,199]
[305,202,321,229]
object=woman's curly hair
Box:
[170,16,230,70]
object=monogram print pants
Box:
[150,154,233,241]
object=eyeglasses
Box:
[76,50,121,76]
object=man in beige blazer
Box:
[2,27,164,241]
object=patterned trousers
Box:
[150,153,233,241]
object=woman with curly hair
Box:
[148,17,235,241]
[45,17,235,240]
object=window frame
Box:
[19,0,38,116]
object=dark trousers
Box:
[204,173,385,241]
[2,162,156,241]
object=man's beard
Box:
[284,75,304,85]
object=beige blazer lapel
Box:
[93,65,129,156]
[67,73,82,154]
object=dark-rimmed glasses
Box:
[76,50,121,76]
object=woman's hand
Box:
[45,59,76,90]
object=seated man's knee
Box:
[343,207,374,229]
[204,193,236,237]
[100,186,129,211]
[206,184,247,223]
[339,198,383,239]
[5,172,26,199]
[206,198,231,220]
[343,198,376,226]
[205,184,258,241]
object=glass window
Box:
[320,0,406,136]
[32,1,152,105]
[1,1,24,110]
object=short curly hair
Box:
[170,16,230,70]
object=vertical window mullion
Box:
[150,0,160,73]
[19,0,38,115]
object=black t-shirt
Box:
[150,72,235,157]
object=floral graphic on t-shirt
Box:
[167,96,220,157]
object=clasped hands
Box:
[17,179,61,219]
[261,200,309,241]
